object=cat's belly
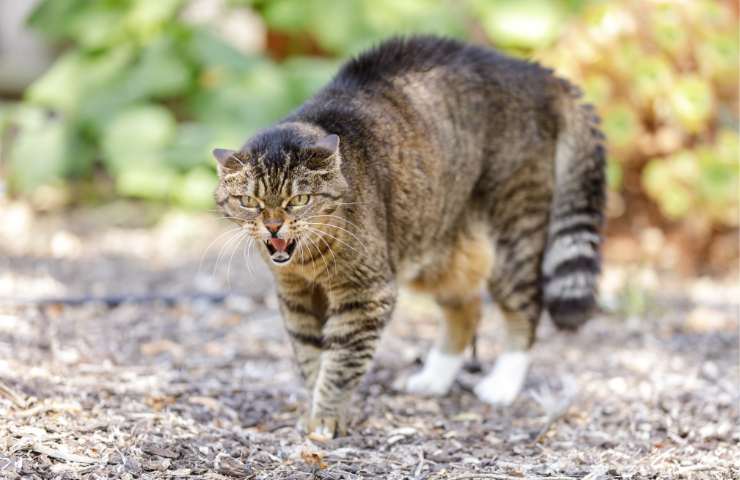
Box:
[399,222,495,300]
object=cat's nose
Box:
[264,220,283,235]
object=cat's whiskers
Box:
[242,236,255,277]
[303,222,369,254]
[303,231,332,277]
[199,226,242,275]
[308,229,338,276]
[303,215,368,247]
[213,228,247,278]
[297,235,319,278]
[304,214,365,234]
[304,226,365,257]
[226,231,249,288]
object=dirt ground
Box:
[0,202,738,479]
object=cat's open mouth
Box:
[265,237,297,264]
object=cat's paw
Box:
[474,351,529,406]
[405,348,464,396]
[405,369,454,396]
[306,415,346,441]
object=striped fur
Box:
[213,36,606,438]
[543,87,606,330]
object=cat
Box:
[213,36,605,439]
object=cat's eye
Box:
[239,195,261,210]
[287,194,310,208]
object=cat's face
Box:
[213,132,347,267]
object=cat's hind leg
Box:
[473,308,534,405]
[405,224,493,396]
[405,296,481,395]
[476,195,549,405]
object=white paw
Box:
[310,424,334,440]
[406,370,453,396]
[474,351,529,406]
[405,348,464,396]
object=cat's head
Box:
[213,124,348,267]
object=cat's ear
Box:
[305,134,340,170]
[212,148,244,174]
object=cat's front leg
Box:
[308,280,396,439]
[276,278,326,426]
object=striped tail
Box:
[542,85,606,330]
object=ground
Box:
[0,203,738,479]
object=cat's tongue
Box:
[269,238,288,252]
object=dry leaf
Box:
[300,448,327,469]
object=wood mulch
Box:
[0,204,737,479]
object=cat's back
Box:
[329,35,556,101]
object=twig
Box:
[677,464,716,474]
[15,402,80,418]
[0,292,229,308]
[32,443,99,464]
[0,381,27,408]
[413,447,425,479]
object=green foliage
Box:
[257,0,467,55]
[3,0,737,232]
[470,0,566,50]
[541,0,739,229]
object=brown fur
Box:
[212,36,606,438]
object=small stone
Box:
[215,453,252,477]
[141,457,171,471]
[225,294,255,314]
[141,443,180,459]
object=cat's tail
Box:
[542,82,606,330]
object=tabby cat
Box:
[213,36,605,439]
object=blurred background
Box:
[0,0,737,285]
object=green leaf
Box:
[632,55,673,104]
[116,164,180,200]
[650,4,688,56]
[101,104,177,174]
[183,28,258,72]
[472,0,564,49]
[6,106,94,192]
[670,75,714,133]
[602,104,640,148]
[126,0,183,37]
[26,46,135,115]
[165,123,216,171]
[125,35,193,99]
[282,57,339,105]
[260,0,314,32]
[174,167,218,209]
[697,31,739,87]
[187,60,292,130]
[27,0,127,47]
